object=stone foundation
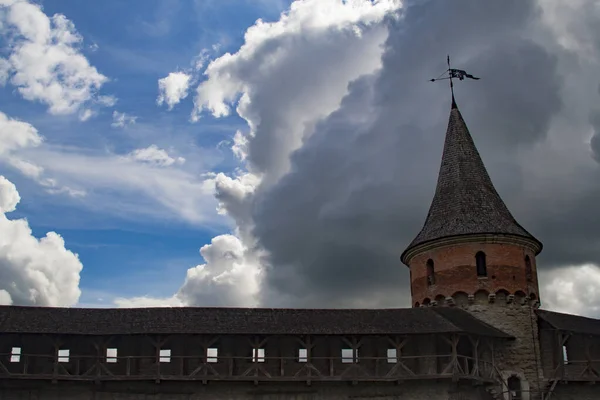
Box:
[0,381,492,400]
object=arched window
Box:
[525,255,532,283]
[507,375,522,400]
[426,259,435,286]
[476,251,487,277]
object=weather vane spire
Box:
[429,55,480,108]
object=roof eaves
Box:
[431,307,514,339]
[536,309,600,336]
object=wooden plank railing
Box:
[0,353,500,383]
[550,359,600,382]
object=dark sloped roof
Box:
[536,309,600,336]
[431,307,510,338]
[401,101,541,262]
[0,305,511,338]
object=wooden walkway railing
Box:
[0,353,498,383]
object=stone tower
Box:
[401,97,545,397]
[401,97,543,309]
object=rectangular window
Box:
[476,252,487,277]
[298,348,308,363]
[426,260,435,286]
[159,349,171,363]
[341,348,356,364]
[563,345,568,364]
[387,348,397,364]
[253,348,265,363]
[207,347,218,363]
[10,347,21,363]
[106,348,118,363]
[58,349,70,363]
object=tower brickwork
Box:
[407,240,540,308]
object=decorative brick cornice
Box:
[401,233,542,265]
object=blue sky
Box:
[0,0,292,306]
[4,0,600,317]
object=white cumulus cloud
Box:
[192,0,399,122]
[127,144,185,167]
[111,111,137,128]
[157,71,192,110]
[540,264,600,318]
[78,108,95,121]
[0,175,83,306]
[176,234,261,307]
[0,109,42,154]
[96,95,117,107]
[114,234,261,308]
[0,289,12,305]
[0,176,20,212]
[0,0,110,114]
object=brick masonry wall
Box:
[0,381,493,400]
[409,241,539,307]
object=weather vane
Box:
[429,55,479,104]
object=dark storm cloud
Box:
[591,110,600,163]
[252,0,567,307]
[530,108,600,267]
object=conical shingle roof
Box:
[401,100,542,263]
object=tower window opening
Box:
[563,345,569,364]
[387,348,397,364]
[58,349,70,363]
[207,348,218,363]
[525,255,533,283]
[106,348,118,363]
[253,348,265,363]
[475,251,487,277]
[10,347,21,363]
[159,349,171,363]
[298,348,308,363]
[426,259,435,286]
[341,348,357,363]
